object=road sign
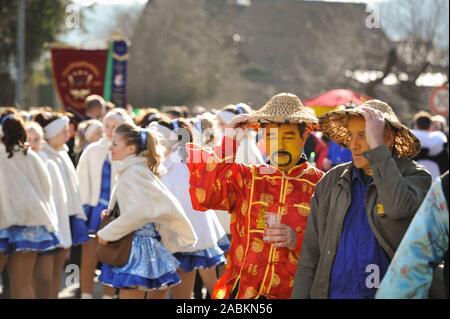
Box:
[430,85,449,116]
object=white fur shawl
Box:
[97,155,197,253]
[37,151,72,248]
[0,144,57,232]
[41,143,86,220]
[76,137,117,206]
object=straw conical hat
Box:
[248,93,319,128]
[320,99,420,158]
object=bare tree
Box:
[127,0,240,107]
[392,0,448,78]
[95,5,143,40]
[366,0,449,98]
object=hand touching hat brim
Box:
[227,114,251,128]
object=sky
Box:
[72,0,148,5]
[61,0,447,87]
[66,0,447,52]
[72,0,384,5]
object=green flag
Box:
[103,42,113,101]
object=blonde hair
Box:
[103,108,134,125]
[114,123,164,177]
[75,119,103,153]
[25,121,44,138]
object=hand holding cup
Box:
[264,212,297,250]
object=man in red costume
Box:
[186,93,324,299]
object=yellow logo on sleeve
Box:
[376,203,385,216]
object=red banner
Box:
[51,48,108,115]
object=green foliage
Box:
[0,0,69,104]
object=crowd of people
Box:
[0,93,448,299]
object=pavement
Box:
[1,268,209,299]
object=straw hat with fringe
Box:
[248,93,319,130]
[320,99,420,158]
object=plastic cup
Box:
[263,212,281,242]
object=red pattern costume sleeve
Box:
[186,137,324,299]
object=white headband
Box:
[84,121,104,141]
[44,116,69,139]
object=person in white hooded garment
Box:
[97,123,197,299]
[25,121,69,299]
[34,111,89,298]
[150,118,226,298]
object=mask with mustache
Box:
[264,123,306,171]
[270,150,292,167]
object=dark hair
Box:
[158,118,193,161]
[221,103,251,116]
[114,123,163,176]
[298,122,307,136]
[261,122,307,136]
[222,105,239,115]
[414,111,432,130]
[136,109,163,128]
[158,118,193,142]
[163,106,182,119]
[0,113,29,158]
[178,106,189,118]
[34,111,65,140]
[85,95,105,112]
[68,112,83,130]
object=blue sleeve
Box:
[376,179,449,299]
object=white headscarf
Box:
[84,120,104,141]
[44,116,70,139]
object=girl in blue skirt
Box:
[0,111,60,298]
[151,119,226,299]
[76,109,133,299]
[97,123,197,299]
[34,111,89,297]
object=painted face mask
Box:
[264,123,305,171]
